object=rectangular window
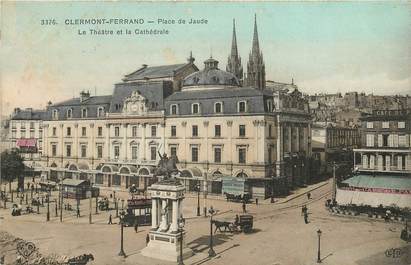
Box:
[21,130,26,138]
[114,146,120,158]
[398,122,406,129]
[98,127,103,137]
[171,125,177,137]
[192,125,198,137]
[150,146,157,160]
[151,126,157,137]
[171,105,178,115]
[366,122,373,129]
[399,135,407,147]
[97,146,103,159]
[268,125,272,138]
[131,146,138,159]
[12,131,16,138]
[95,174,103,184]
[81,127,86,136]
[366,134,374,147]
[238,148,246,164]
[192,104,199,114]
[215,125,221,137]
[192,147,198,162]
[215,102,222,113]
[114,126,120,137]
[52,144,57,156]
[268,147,272,164]
[30,131,35,138]
[81,145,87,158]
[132,126,138,137]
[30,122,34,129]
[239,125,246,137]
[382,122,389,129]
[170,146,177,157]
[67,127,71,136]
[52,127,56,136]
[66,145,71,157]
[214,147,221,163]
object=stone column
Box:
[151,198,158,229]
[171,199,178,232]
[159,199,168,231]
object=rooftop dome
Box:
[183,57,240,87]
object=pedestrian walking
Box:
[301,205,307,216]
[134,220,139,233]
[255,198,259,205]
[234,214,239,226]
[307,192,311,200]
[108,213,113,224]
[76,207,81,218]
[304,212,309,224]
[27,183,30,190]
[146,233,150,246]
[242,201,246,213]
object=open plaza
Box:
[0,179,408,265]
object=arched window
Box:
[97,107,104,117]
[238,101,247,113]
[170,104,178,115]
[81,108,87,118]
[66,108,72,119]
[52,109,58,120]
[192,103,200,114]
[214,102,223,113]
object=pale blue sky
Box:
[1,1,410,114]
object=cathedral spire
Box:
[252,14,260,54]
[231,19,238,57]
[245,14,265,89]
[226,18,243,81]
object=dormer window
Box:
[170,104,178,115]
[238,101,247,113]
[214,102,223,113]
[81,108,88,118]
[66,108,73,119]
[97,107,105,117]
[52,109,58,120]
[192,103,200,114]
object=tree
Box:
[1,150,25,192]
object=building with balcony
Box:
[336,109,411,208]
[8,108,47,172]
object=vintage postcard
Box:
[0,1,410,265]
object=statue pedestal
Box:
[141,180,193,262]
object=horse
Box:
[212,220,233,233]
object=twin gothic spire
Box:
[226,14,266,89]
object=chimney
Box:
[80,90,90,102]
[142,64,148,68]
[14,108,21,114]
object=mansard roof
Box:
[52,95,112,107]
[122,63,194,82]
[109,81,173,113]
[165,87,274,115]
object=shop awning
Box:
[342,174,411,191]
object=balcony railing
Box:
[355,164,411,173]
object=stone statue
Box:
[154,151,180,181]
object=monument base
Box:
[141,230,193,262]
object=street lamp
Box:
[46,189,50,222]
[118,210,126,257]
[196,183,201,217]
[178,216,185,265]
[208,206,217,258]
[317,229,322,263]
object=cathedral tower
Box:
[226,19,243,82]
[245,14,265,89]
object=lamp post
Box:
[178,216,185,265]
[115,199,119,218]
[121,199,124,211]
[317,229,322,263]
[46,193,50,221]
[208,206,217,257]
[118,210,126,257]
[95,196,98,214]
[54,199,58,217]
[196,183,200,217]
